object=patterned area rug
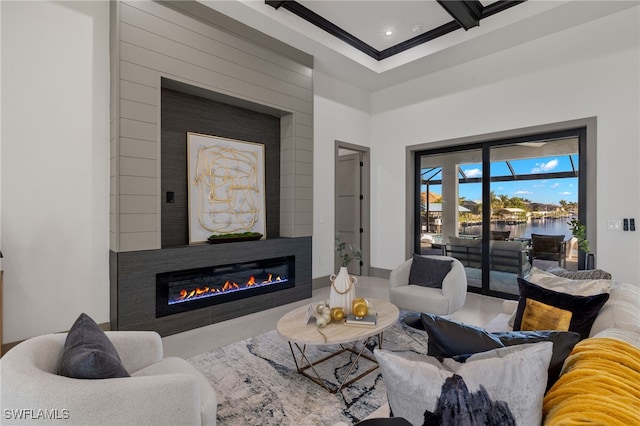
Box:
[188,311,428,426]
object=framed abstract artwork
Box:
[187,132,266,244]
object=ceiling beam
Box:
[266,0,526,61]
[436,0,483,31]
[266,0,379,59]
[265,1,287,9]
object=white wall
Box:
[370,7,640,284]
[1,1,110,342]
[1,1,637,343]
[313,70,370,278]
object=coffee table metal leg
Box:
[288,341,346,392]
[286,335,384,394]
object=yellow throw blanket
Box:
[543,337,640,426]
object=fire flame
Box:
[222,280,239,291]
[172,272,287,304]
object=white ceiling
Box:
[200,1,638,92]
[298,0,456,51]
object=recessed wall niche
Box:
[161,80,281,247]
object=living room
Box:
[1,0,639,424]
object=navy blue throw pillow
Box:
[514,278,609,340]
[420,313,580,390]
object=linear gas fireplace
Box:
[156,256,295,317]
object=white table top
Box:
[276,299,399,345]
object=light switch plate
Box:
[607,220,621,231]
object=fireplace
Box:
[156,256,294,317]
[109,2,314,337]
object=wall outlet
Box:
[607,220,621,231]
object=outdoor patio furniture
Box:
[443,237,531,277]
[490,230,511,240]
[529,234,567,268]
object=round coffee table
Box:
[277,298,399,393]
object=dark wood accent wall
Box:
[111,236,311,336]
[161,87,281,247]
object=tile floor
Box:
[162,276,506,359]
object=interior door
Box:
[336,152,362,275]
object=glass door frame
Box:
[414,127,588,298]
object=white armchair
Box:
[0,331,217,426]
[389,255,467,316]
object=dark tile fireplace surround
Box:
[110,237,311,336]
[110,84,313,337]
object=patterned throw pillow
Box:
[527,266,612,296]
[375,342,553,426]
[551,268,612,280]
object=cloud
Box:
[464,168,482,178]
[531,159,558,173]
[558,191,572,196]
[514,190,532,195]
[550,183,560,189]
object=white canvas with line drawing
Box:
[187,132,266,244]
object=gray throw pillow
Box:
[58,313,130,379]
[408,255,453,288]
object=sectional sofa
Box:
[359,268,640,425]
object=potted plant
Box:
[335,237,362,268]
[329,237,362,314]
[568,218,594,269]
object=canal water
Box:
[460,219,573,240]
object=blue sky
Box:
[424,155,579,205]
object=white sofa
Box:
[361,279,640,425]
[0,331,217,426]
[485,281,640,347]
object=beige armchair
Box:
[389,255,467,316]
[0,331,217,426]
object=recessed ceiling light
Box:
[384,30,393,37]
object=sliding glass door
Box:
[417,147,485,292]
[416,130,585,298]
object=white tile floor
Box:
[162,276,506,359]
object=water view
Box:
[460,218,575,240]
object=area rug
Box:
[188,311,429,426]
